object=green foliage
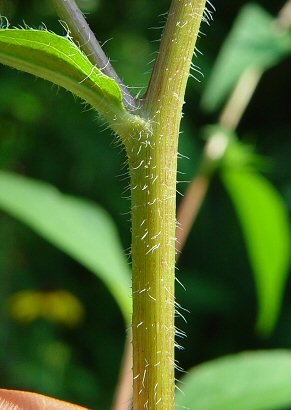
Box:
[0,28,126,119]
[202,3,291,112]
[0,0,290,408]
[176,350,291,410]
[202,125,290,335]
[0,171,131,322]
[222,169,291,334]
[200,0,291,335]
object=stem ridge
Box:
[131,1,207,408]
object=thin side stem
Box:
[176,174,210,257]
[111,332,133,410]
[277,0,291,29]
[129,1,207,409]
[175,69,259,254]
[219,68,262,130]
[50,0,137,109]
[175,0,291,254]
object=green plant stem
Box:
[50,0,136,109]
[129,1,207,408]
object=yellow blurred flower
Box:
[9,289,85,327]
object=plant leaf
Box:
[222,168,291,334]
[202,4,291,112]
[0,171,131,323]
[0,389,90,409]
[176,350,291,410]
[0,28,126,123]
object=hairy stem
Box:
[129,1,207,408]
[50,0,137,109]
[113,1,291,407]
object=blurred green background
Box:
[0,0,290,409]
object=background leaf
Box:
[0,28,125,120]
[222,168,291,334]
[176,350,291,410]
[0,1,291,407]
[201,3,291,112]
[0,171,131,322]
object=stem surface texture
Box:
[130,1,207,408]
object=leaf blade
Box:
[176,350,291,410]
[0,171,131,322]
[222,168,291,334]
[0,28,126,122]
[202,4,291,112]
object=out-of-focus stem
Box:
[277,0,291,29]
[219,68,262,130]
[176,67,260,254]
[176,175,210,257]
[176,0,291,253]
[176,129,229,257]
[111,332,132,410]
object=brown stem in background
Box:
[176,175,210,258]
[219,68,262,130]
[111,332,132,410]
[176,129,229,257]
[176,0,291,253]
[277,0,291,29]
[175,67,261,256]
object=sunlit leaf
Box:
[176,350,291,410]
[0,28,125,122]
[0,389,90,409]
[222,169,291,334]
[0,171,131,322]
[202,4,291,112]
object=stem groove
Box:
[130,1,207,408]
